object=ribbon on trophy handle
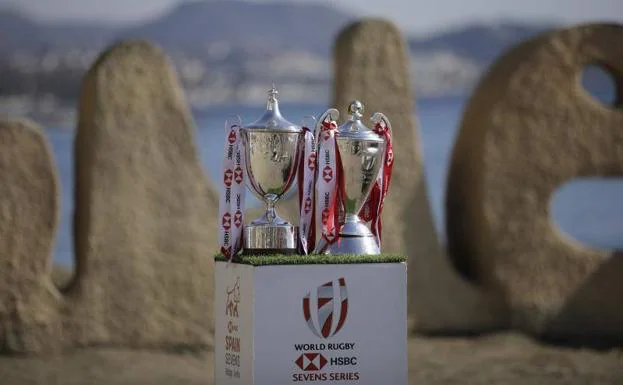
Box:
[359,112,394,247]
[297,116,318,255]
[218,116,246,261]
[314,109,342,249]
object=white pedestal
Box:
[214,259,408,385]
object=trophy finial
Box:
[348,100,364,120]
[267,84,279,110]
[268,83,279,100]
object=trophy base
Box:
[243,222,298,255]
[321,219,380,255]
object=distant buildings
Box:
[0,45,483,126]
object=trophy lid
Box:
[242,85,302,133]
[337,101,384,142]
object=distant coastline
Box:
[5,94,470,130]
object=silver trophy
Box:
[240,86,304,255]
[316,101,389,255]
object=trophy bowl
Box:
[321,100,386,255]
[240,86,303,254]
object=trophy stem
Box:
[265,200,277,223]
[344,213,361,224]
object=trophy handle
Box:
[225,114,243,129]
[300,114,317,144]
[319,108,340,123]
[370,112,392,138]
[315,108,339,148]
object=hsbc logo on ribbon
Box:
[302,277,348,339]
[234,210,243,228]
[307,152,317,171]
[228,130,237,144]
[320,208,330,226]
[233,166,244,184]
[322,166,333,183]
[222,212,231,230]
[387,147,394,166]
[224,169,233,187]
[304,197,312,214]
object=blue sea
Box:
[46,96,623,267]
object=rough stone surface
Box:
[446,23,623,341]
[1,333,621,384]
[332,19,506,332]
[0,117,62,353]
[69,40,219,349]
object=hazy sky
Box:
[2,0,622,35]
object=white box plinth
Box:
[214,259,408,385]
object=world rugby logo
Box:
[302,277,348,339]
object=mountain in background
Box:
[0,9,117,54]
[1,0,615,109]
[0,1,553,61]
[408,21,555,65]
[120,1,354,56]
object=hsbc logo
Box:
[222,212,232,230]
[302,278,348,339]
[295,352,327,371]
[307,152,317,170]
[304,197,312,214]
[224,169,233,187]
[228,130,237,144]
[233,166,244,184]
[322,165,333,183]
[234,210,242,228]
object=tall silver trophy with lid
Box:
[239,86,304,255]
[315,100,392,255]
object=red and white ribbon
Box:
[219,117,246,260]
[359,113,394,247]
[315,111,341,246]
[297,119,317,254]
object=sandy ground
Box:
[1,332,621,385]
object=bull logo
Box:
[226,276,241,318]
[302,277,348,339]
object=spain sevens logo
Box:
[302,277,348,339]
[307,152,316,171]
[224,169,233,187]
[322,165,333,183]
[228,129,237,144]
[222,212,231,230]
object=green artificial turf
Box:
[214,253,407,266]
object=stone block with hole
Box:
[446,23,623,344]
[213,255,408,385]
